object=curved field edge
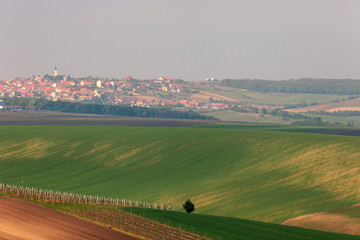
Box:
[124,207,360,240]
[282,203,360,236]
[0,195,139,240]
[42,203,360,240]
[46,203,208,240]
[1,125,360,223]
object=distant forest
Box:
[3,98,218,120]
[220,79,360,95]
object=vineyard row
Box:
[0,183,172,210]
[60,206,210,240]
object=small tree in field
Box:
[183,199,195,213]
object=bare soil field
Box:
[282,203,360,236]
[0,196,139,240]
[191,90,237,102]
[326,107,360,112]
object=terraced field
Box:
[1,125,360,225]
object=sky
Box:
[1,0,359,81]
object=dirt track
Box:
[0,196,139,240]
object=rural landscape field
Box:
[2,1,360,239]
[1,117,360,239]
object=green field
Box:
[1,125,360,225]
[197,86,348,105]
[126,207,360,240]
[302,113,360,128]
[194,122,345,134]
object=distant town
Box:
[0,66,231,111]
[5,69,359,127]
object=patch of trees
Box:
[41,101,216,120]
[291,120,342,126]
[3,98,33,108]
[220,78,360,95]
[270,109,322,122]
[208,97,238,105]
[283,102,320,109]
[2,98,217,120]
[310,111,360,117]
[39,100,217,120]
[268,110,342,126]
[43,74,69,82]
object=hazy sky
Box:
[1,0,359,81]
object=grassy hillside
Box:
[1,125,360,223]
[125,207,360,240]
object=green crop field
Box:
[194,122,336,133]
[1,125,360,225]
[238,91,349,105]
[197,86,349,105]
[302,113,360,128]
[124,207,360,240]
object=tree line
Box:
[271,109,342,126]
[2,98,218,120]
[310,110,360,117]
[220,78,360,95]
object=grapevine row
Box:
[59,205,210,240]
[0,183,172,210]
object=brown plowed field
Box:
[0,196,139,240]
[191,90,237,102]
[282,203,360,236]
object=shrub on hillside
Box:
[183,199,195,213]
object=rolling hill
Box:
[0,125,360,225]
[283,203,360,235]
[47,203,360,240]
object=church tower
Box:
[53,65,58,78]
